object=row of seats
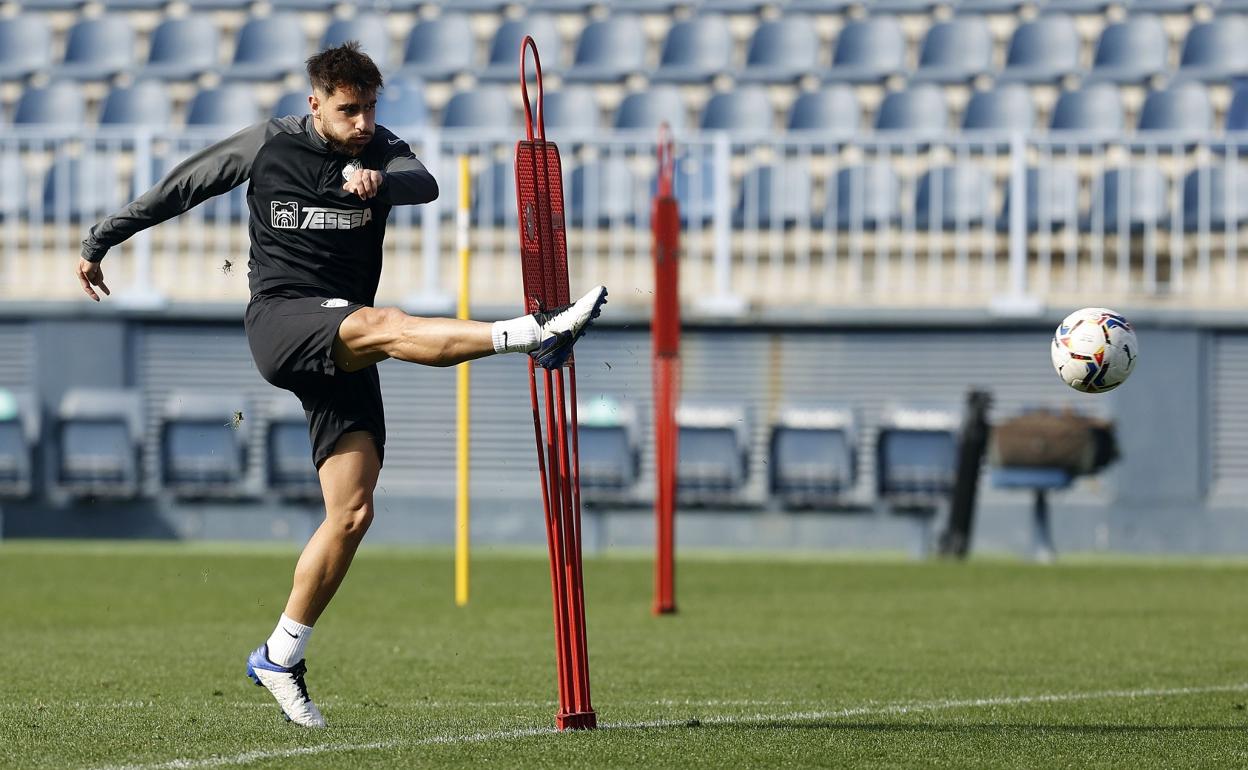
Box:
[8,0,1246,10]
[4,11,1248,85]
[9,77,1248,137]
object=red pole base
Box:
[652,602,677,616]
[556,710,598,731]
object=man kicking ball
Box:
[75,42,607,728]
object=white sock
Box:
[491,315,541,353]
[266,613,313,668]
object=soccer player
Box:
[75,43,607,728]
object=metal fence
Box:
[2,126,1247,312]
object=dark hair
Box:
[306,42,383,97]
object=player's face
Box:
[310,86,377,157]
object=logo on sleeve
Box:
[271,201,299,229]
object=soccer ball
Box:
[1050,307,1139,393]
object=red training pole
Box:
[652,123,681,615]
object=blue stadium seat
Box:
[57,388,142,499]
[399,14,474,81]
[266,397,318,500]
[912,16,993,84]
[733,163,815,229]
[442,86,515,131]
[1087,15,1166,85]
[961,84,1035,134]
[876,406,958,511]
[826,16,907,84]
[569,158,637,227]
[1182,166,1248,231]
[738,15,819,84]
[1044,0,1117,10]
[187,0,252,8]
[958,0,1029,8]
[100,82,173,127]
[0,154,24,216]
[999,15,1080,83]
[676,403,750,505]
[1086,167,1169,232]
[530,0,599,9]
[479,15,561,83]
[141,16,219,81]
[770,406,857,509]
[12,0,83,8]
[542,87,599,136]
[270,89,310,119]
[874,84,948,140]
[42,155,123,222]
[614,87,687,133]
[916,166,995,230]
[375,76,428,131]
[700,87,772,136]
[57,16,134,80]
[1049,83,1124,139]
[225,14,307,81]
[160,391,250,498]
[0,15,52,80]
[1128,0,1206,8]
[1178,17,1248,83]
[829,164,902,229]
[668,153,718,227]
[0,389,37,499]
[564,15,646,83]
[653,14,733,84]
[787,85,860,138]
[187,85,263,130]
[320,14,390,66]
[576,398,641,499]
[15,82,86,126]
[1229,83,1248,132]
[270,0,340,9]
[472,160,515,226]
[1137,82,1213,138]
[1000,166,1081,232]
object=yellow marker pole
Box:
[455,155,471,607]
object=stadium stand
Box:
[653,14,734,84]
[912,16,995,84]
[1000,166,1082,232]
[141,16,220,81]
[472,159,516,226]
[826,16,907,84]
[769,406,857,509]
[1137,82,1214,139]
[700,87,773,136]
[541,87,600,135]
[265,397,320,501]
[56,388,143,499]
[226,14,308,81]
[575,398,642,501]
[563,15,647,83]
[1182,166,1248,231]
[0,15,51,80]
[375,75,428,130]
[321,14,390,65]
[1087,14,1167,85]
[160,391,251,499]
[400,14,474,81]
[14,82,86,127]
[614,86,687,132]
[271,89,311,119]
[569,158,638,227]
[0,390,37,499]
[999,14,1081,83]
[915,166,996,230]
[442,86,516,130]
[874,84,949,140]
[787,85,861,138]
[187,84,263,129]
[1086,167,1171,232]
[480,15,562,82]
[733,162,816,228]
[1049,82,1125,138]
[875,406,959,512]
[829,164,902,229]
[676,403,751,506]
[961,84,1036,134]
[57,15,135,80]
[100,82,174,127]
[1177,16,1248,83]
[739,15,819,84]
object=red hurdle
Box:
[513,36,596,731]
[652,123,681,616]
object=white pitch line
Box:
[87,682,1248,770]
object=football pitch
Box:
[2,542,1246,769]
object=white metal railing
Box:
[4,126,1248,312]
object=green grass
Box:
[2,542,1248,769]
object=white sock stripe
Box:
[85,682,1248,770]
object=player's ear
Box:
[308,92,320,117]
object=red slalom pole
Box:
[514,36,596,731]
[652,123,681,615]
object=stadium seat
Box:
[0,154,24,216]
[441,86,516,131]
[14,82,87,127]
[999,15,1080,83]
[1137,82,1213,140]
[11,0,83,10]
[270,0,341,9]
[916,166,995,230]
[160,391,250,499]
[665,153,718,227]
[0,389,37,499]
[1229,83,1248,132]
[874,84,949,141]
[320,14,390,66]
[141,16,219,81]
[738,15,819,84]
[100,82,174,127]
[56,388,142,499]
[399,14,474,81]
[187,84,263,130]
[700,87,772,136]
[1049,83,1124,140]
[42,155,123,222]
[829,164,902,230]
[614,87,688,133]
[542,87,600,136]
[826,16,907,84]
[787,85,860,140]
[676,402,750,505]
[769,406,856,509]
[375,76,428,131]
[187,0,253,8]
[733,162,815,229]
[876,405,959,512]
[564,16,647,83]
[999,166,1081,232]
[912,16,994,84]
[1178,17,1248,83]
[530,0,600,9]
[265,397,318,500]
[961,84,1035,135]
[479,15,561,83]
[1182,165,1248,231]
[653,14,733,85]
[1086,167,1169,232]
[576,397,641,499]
[271,89,310,119]
[472,160,516,226]
[569,158,637,227]
[56,16,134,80]
[1086,15,1167,85]
[225,14,307,81]
[0,15,52,80]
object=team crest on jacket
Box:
[270,200,372,230]
[271,200,299,229]
[342,160,362,182]
[321,298,349,308]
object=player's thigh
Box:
[333,306,406,372]
[316,430,381,515]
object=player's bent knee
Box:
[335,306,408,371]
[332,500,374,541]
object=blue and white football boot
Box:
[531,285,608,369]
[246,644,326,728]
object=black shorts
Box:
[244,293,385,468]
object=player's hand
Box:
[75,257,110,302]
[343,169,384,201]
